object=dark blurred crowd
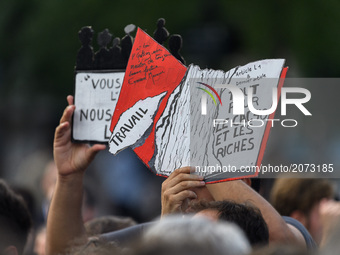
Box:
[1,97,340,255]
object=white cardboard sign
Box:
[73,71,124,143]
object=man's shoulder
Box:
[282,216,317,250]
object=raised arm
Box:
[161,167,206,217]
[206,180,306,247]
[319,199,340,247]
[46,96,106,255]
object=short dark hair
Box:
[85,215,137,236]
[192,200,269,247]
[0,179,32,254]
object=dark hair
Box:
[192,200,269,247]
[0,179,32,254]
[85,215,137,236]
[67,238,120,255]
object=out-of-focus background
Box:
[1,0,340,230]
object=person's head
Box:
[0,179,32,255]
[270,178,334,244]
[192,200,269,247]
[177,185,215,214]
[66,238,120,255]
[136,215,250,255]
[250,244,309,255]
[85,215,137,236]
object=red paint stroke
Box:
[110,28,187,168]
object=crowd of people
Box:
[1,95,340,255]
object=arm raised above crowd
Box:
[206,180,307,247]
[319,199,340,247]
[46,96,106,255]
[161,167,206,216]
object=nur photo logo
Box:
[197,80,312,128]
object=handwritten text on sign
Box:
[73,71,124,142]
[109,28,187,165]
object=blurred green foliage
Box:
[1,0,340,101]
[0,0,201,99]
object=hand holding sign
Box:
[55,96,106,176]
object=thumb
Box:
[86,144,106,162]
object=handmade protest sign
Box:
[188,62,287,182]
[108,28,187,164]
[150,61,287,182]
[108,28,287,182]
[73,71,124,142]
